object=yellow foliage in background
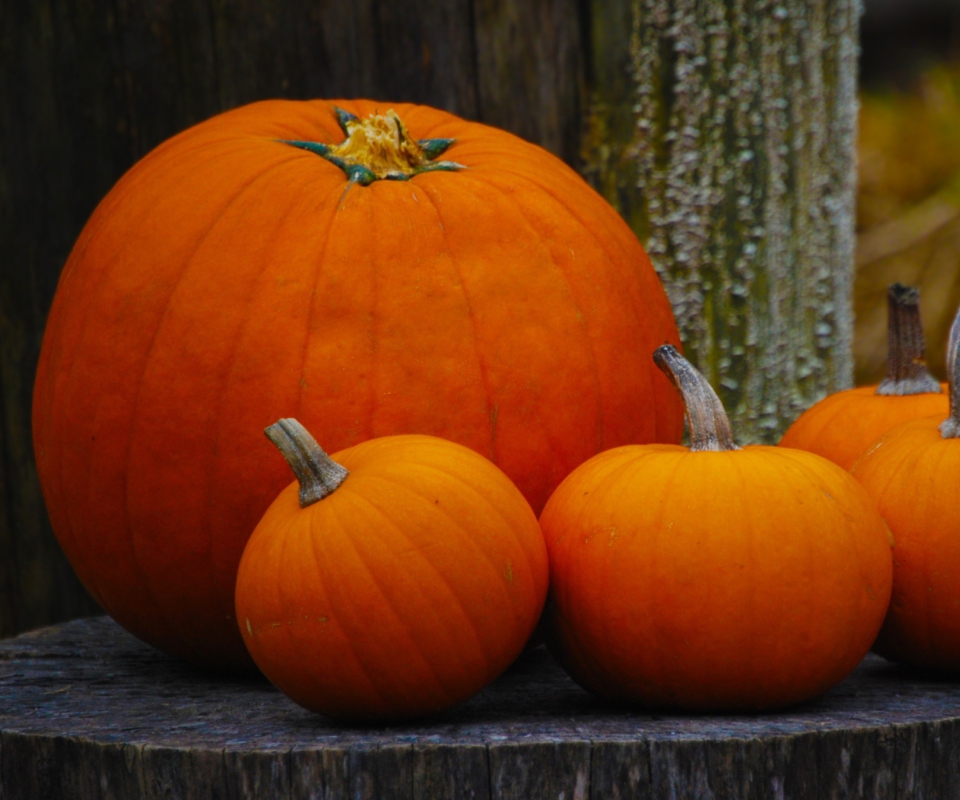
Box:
[856,66,960,384]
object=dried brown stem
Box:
[653,345,738,452]
[876,283,941,397]
[264,419,349,507]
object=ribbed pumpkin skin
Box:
[853,418,960,670]
[235,434,548,720]
[32,99,682,669]
[779,386,947,471]
[541,444,894,711]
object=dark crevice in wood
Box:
[204,0,222,112]
[0,384,21,636]
[484,740,493,800]
[466,0,484,122]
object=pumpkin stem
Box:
[281,107,464,186]
[653,345,739,452]
[264,418,349,507]
[876,283,941,397]
[939,305,960,439]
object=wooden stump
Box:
[2,617,960,799]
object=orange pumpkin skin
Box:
[853,418,960,670]
[31,99,681,669]
[235,434,548,721]
[541,444,893,711]
[779,386,947,471]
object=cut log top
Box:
[1,617,960,798]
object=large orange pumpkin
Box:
[236,419,548,720]
[852,306,960,670]
[780,284,946,471]
[32,100,682,669]
[540,346,893,711]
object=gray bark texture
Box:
[583,0,858,443]
[3,618,960,799]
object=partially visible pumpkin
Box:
[235,419,548,721]
[852,305,960,671]
[32,100,682,669]
[780,284,946,470]
[540,346,894,711]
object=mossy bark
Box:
[584,0,858,442]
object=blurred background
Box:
[857,0,960,382]
[1,0,959,639]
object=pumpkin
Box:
[32,100,682,669]
[539,345,894,711]
[852,305,960,670]
[235,419,548,720]
[780,283,946,471]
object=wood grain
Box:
[2,618,960,798]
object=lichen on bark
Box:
[584,0,858,442]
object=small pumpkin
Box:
[32,100,682,669]
[780,283,946,470]
[852,305,960,671]
[235,419,549,721]
[540,345,893,711]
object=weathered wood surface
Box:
[0,0,584,640]
[2,618,960,798]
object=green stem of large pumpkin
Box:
[281,107,464,186]
[939,306,960,439]
[876,283,941,397]
[653,345,739,452]
[265,419,349,507]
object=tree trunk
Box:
[584,0,859,443]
